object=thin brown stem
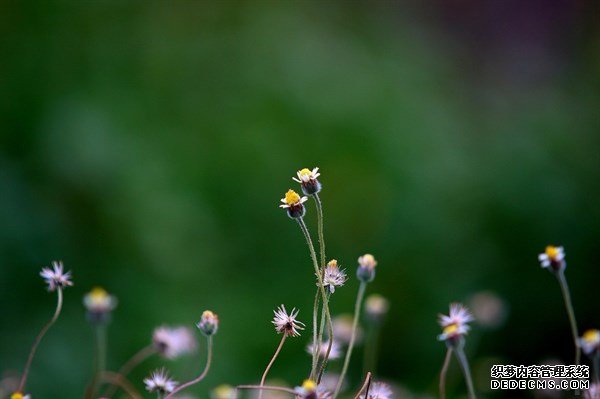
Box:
[18,288,63,392]
[334,282,367,398]
[454,345,476,399]
[439,347,453,399]
[353,372,372,399]
[164,336,213,399]
[237,385,298,396]
[104,345,157,398]
[259,334,288,399]
[100,371,143,399]
[556,270,581,365]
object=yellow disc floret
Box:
[284,189,301,206]
[545,246,560,259]
[89,287,108,301]
[298,168,312,178]
[12,393,24,399]
[301,379,317,391]
[583,329,600,344]
[443,324,459,336]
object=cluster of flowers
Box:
[4,168,599,399]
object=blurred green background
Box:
[1,1,598,398]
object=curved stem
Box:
[100,371,143,399]
[556,270,581,365]
[297,218,333,383]
[454,346,476,399]
[333,282,367,398]
[18,288,63,392]
[164,336,213,399]
[104,345,157,398]
[259,334,288,399]
[317,294,333,383]
[353,372,372,399]
[237,385,298,396]
[439,347,453,399]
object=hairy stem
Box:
[259,334,287,399]
[556,270,581,366]
[353,372,372,399]
[164,336,213,399]
[311,288,320,379]
[297,218,333,382]
[18,288,63,392]
[334,282,367,398]
[439,347,453,399]
[454,345,476,399]
[104,345,156,398]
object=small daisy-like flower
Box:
[279,189,308,219]
[585,383,600,399]
[437,303,474,343]
[153,326,197,359]
[359,382,393,399]
[306,339,342,360]
[579,329,600,356]
[272,305,305,337]
[144,368,178,394]
[40,261,73,291]
[538,245,566,272]
[294,380,331,399]
[211,384,238,399]
[356,254,377,283]
[11,393,31,399]
[292,167,322,196]
[365,294,390,322]
[197,310,219,336]
[83,287,117,324]
[321,260,348,293]
[332,315,363,344]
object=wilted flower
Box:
[144,368,178,394]
[321,260,347,293]
[272,305,305,337]
[332,315,363,344]
[578,329,600,356]
[585,383,600,399]
[306,339,342,360]
[40,261,73,291]
[197,310,219,336]
[279,189,308,219]
[359,382,392,399]
[83,287,117,324]
[356,254,377,283]
[294,380,331,399]
[364,294,390,323]
[211,384,238,399]
[538,245,566,272]
[437,303,474,343]
[153,326,197,359]
[292,167,322,196]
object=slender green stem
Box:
[333,282,367,398]
[18,288,63,392]
[99,371,143,399]
[104,345,156,398]
[258,334,287,399]
[454,345,476,399]
[556,270,581,365]
[353,372,372,399]
[317,292,332,382]
[439,347,453,399]
[90,324,108,397]
[363,323,381,376]
[164,336,213,399]
[311,288,320,379]
[297,218,333,382]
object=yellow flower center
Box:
[302,379,317,391]
[327,259,338,268]
[89,287,108,301]
[298,168,312,178]
[443,324,459,335]
[12,393,24,399]
[583,329,600,343]
[213,384,234,399]
[203,310,215,319]
[284,189,301,206]
[545,246,560,259]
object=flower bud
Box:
[197,310,219,336]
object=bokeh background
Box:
[1,1,598,398]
